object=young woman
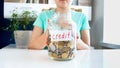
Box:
[28,0,90,50]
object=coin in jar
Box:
[52,53,58,58]
[62,47,70,53]
[58,44,63,49]
[67,41,72,47]
[61,53,69,59]
[58,41,64,45]
[68,52,74,59]
[53,41,58,46]
[49,43,56,52]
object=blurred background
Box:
[1,0,120,49]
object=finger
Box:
[76,33,79,40]
[48,19,53,26]
[48,18,51,23]
[47,19,53,30]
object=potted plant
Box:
[7,9,37,49]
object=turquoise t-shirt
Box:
[33,9,90,37]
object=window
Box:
[104,0,120,45]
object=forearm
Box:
[76,39,90,50]
[28,31,48,50]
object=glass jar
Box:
[48,12,76,61]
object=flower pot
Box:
[14,30,32,49]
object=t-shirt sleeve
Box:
[80,14,90,31]
[33,12,44,30]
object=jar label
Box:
[49,30,72,41]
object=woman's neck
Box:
[55,7,71,13]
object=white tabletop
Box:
[0,49,120,68]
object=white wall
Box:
[4,2,92,20]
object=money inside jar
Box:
[48,12,76,61]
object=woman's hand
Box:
[76,38,90,50]
[76,30,90,50]
[28,19,51,50]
